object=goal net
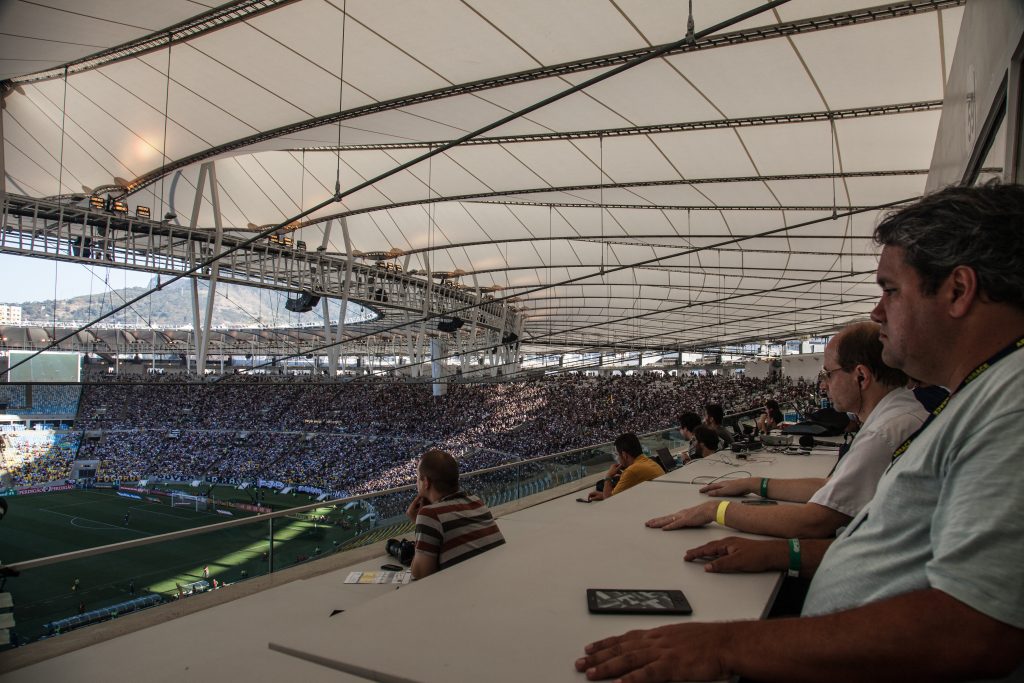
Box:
[171,492,209,512]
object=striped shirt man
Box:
[413,492,506,571]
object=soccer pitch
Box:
[2,488,381,642]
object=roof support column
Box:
[196,161,223,374]
[416,252,432,379]
[332,218,355,377]
[466,273,480,374]
[319,219,337,376]
[186,163,209,376]
[0,95,6,196]
[405,334,415,379]
[511,315,524,376]
[453,329,464,379]
[490,330,499,377]
[494,299,509,377]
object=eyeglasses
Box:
[820,366,849,381]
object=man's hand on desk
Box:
[575,622,730,682]
[683,536,832,576]
[699,477,756,497]
[588,463,622,501]
[576,590,1024,682]
[645,501,717,529]
[683,536,788,573]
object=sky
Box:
[0,253,152,304]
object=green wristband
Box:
[788,538,801,578]
[760,478,770,498]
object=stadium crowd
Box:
[69,373,814,496]
[1,431,80,487]
[0,384,81,416]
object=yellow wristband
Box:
[715,501,730,526]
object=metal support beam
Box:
[121,1,963,196]
[405,334,415,379]
[319,219,338,375]
[0,94,6,197]
[186,164,208,374]
[490,330,499,378]
[313,169,927,227]
[9,1,303,85]
[466,272,481,374]
[416,251,431,378]
[196,162,223,374]
[292,100,943,152]
[332,218,354,376]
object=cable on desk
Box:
[685,470,753,485]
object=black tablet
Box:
[586,589,692,615]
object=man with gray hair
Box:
[575,183,1024,682]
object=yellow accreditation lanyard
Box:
[889,335,1024,468]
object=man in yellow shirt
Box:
[587,432,664,501]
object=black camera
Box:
[386,538,415,566]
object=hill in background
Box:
[8,278,344,329]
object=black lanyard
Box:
[889,335,1024,465]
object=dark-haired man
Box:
[677,412,702,461]
[406,449,504,580]
[576,184,1024,681]
[587,433,663,501]
[690,425,720,460]
[703,404,733,449]
[647,321,927,539]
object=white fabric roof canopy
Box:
[1,0,964,352]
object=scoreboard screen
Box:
[7,351,81,383]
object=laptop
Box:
[654,447,677,472]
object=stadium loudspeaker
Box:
[436,317,465,333]
[285,292,320,313]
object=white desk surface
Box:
[2,554,405,683]
[659,447,840,485]
[269,482,785,683]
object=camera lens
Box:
[385,538,414,566]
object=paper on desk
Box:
[344,571,411,584]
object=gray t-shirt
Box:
[803,347,1024,681]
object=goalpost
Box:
[171,492,209,512]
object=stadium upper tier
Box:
[73,374,815,492]
[0,1,967,355]
[0,384,81,417]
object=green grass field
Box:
[2,487,405,643]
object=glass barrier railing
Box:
[1,404,790,646]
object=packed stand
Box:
[2,430,80,486]
[74,374,813,497]
[0,384,81,416]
